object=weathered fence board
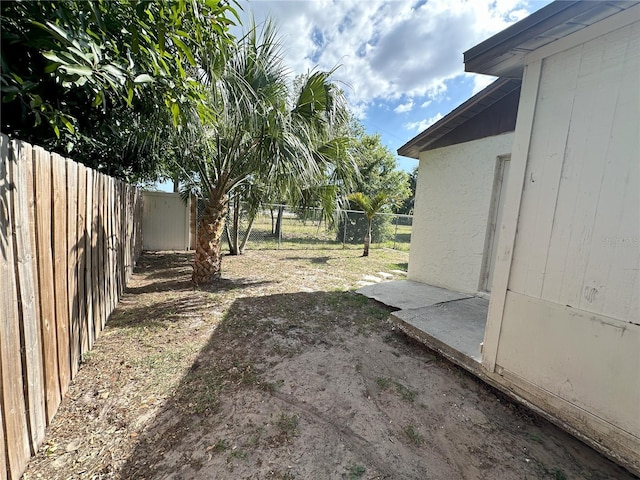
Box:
[1,134,142,479]
[0,136,30,479]
[98,173,106,331]
[0,397,6,480]
[91,171,101,344]
[33,146,60,423]
[11,140,46,453]
[107,177,115,314]
[77,165,88,357]
[85,169,95,350]
[51,153,71,396]
[118,181,125,297]
[67,159,80,378]
[25,143,47,449]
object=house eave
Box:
[397,78,520,159]
[464,1,637,78]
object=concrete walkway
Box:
[357,280,488,369]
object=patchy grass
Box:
[456,368,468,388]
[376,377,417,402]
[345,464,366,479]
[243,213,412,253]
[275,411,300,441]
[404,425,423,445]
[528,433,543,444]
[228,448,247,460]
[376,377,391,389]
[553,468,567,480]
[213,439,229,452]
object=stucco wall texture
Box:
[407,132,514,294]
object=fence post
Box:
[393,215,399,250]
[342,210,347,248]
[277,208,281,250]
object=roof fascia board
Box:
[526,2,640,66]
[464,1,589,75]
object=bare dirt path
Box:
[22,249,635,480]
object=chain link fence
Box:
[196,201,412,252]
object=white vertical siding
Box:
[508,22,639,324]
[488,17,640,453]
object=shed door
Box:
[483,156,510,292]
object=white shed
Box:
[362,1,640,474]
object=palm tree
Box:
[347,192,388,257]
[185,21,355,284]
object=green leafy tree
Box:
[1,0,238,180]
[350,132,410,202]
[338,129,410,244]
[397,166,417,215]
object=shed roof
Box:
[397,78,521,159]
[464,1,638,77]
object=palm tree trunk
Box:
[229,194,240,255]
[274,205,284,238]
[239,212,256,254]
[363,220,371,257]
[270,208,276,234]
[192,198,228,284]
[225,222,233,253]
[316,208,324,234]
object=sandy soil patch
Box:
[22,249,634,480]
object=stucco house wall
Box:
[408,133,513,294]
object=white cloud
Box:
[240,0,544,114]
[404,113,444,133]
[394,99,414,113]
[421,100,432,108]
[470,73,498,95]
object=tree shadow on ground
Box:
[135,251,192,273]
[118,287,397,479]
[110,252,633,480]
[117,285,635,480]
[123,276,271,295]
[388,261,408,271]
[284,255,331,264]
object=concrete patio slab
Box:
[391,297,488,365]
[356,280,470,311]
[357,280,488,372]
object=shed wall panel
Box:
[496,291,640,437]
[508,22,639,324]
[142,192,190,251]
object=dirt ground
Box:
[22,249,636,480]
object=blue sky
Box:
[238,0,554,173]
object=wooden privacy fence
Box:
[0,134,142,480]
